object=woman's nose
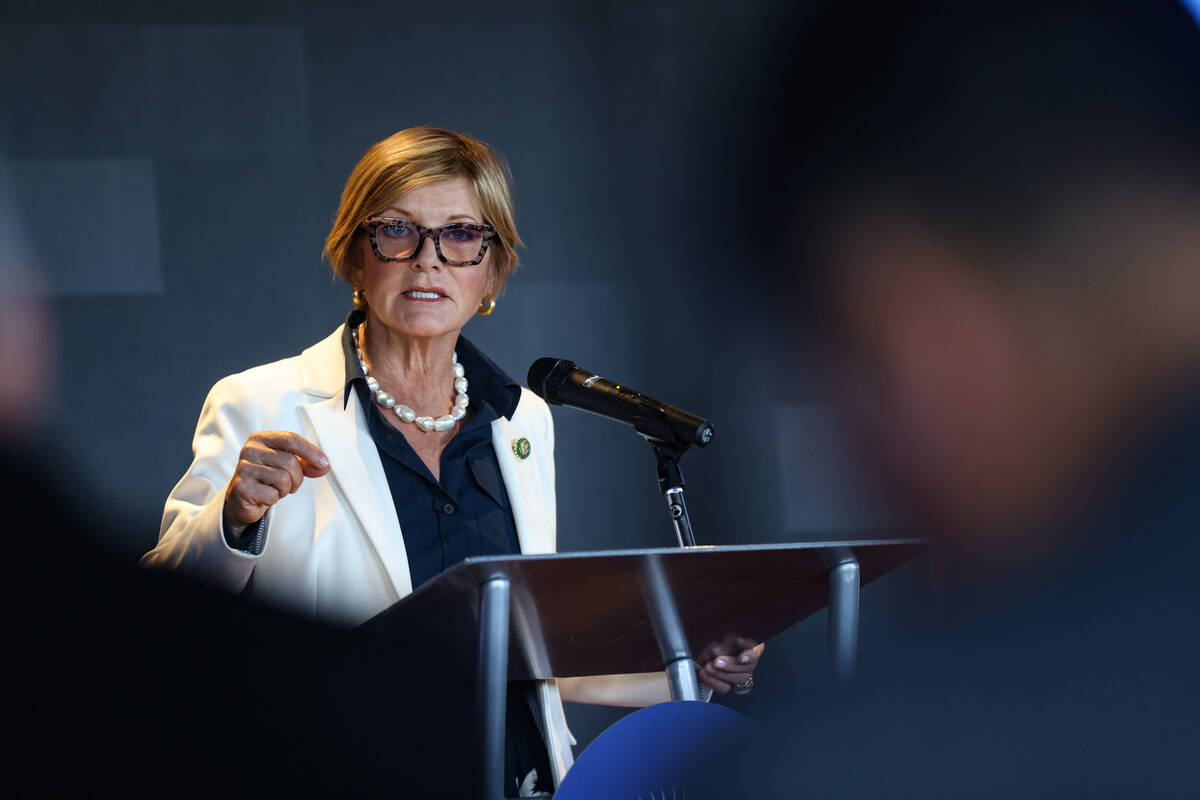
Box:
[411,233,441,269]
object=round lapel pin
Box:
[512,437,532,460]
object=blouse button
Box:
[443,503,456,515]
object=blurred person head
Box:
[0,161,52,444]
[762,0,1200,561]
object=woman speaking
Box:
[142,127,761,796]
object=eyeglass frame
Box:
[361,216,496,267]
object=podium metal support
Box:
[476,576,511,797]
[664,658,703,702]
[822,547,860,681]
[642,555,702,701]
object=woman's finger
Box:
[255,431,330,476]
[238,473,282,505]
[699,670,733,694]
[707,664,753,681]
[239,462,299,497]
[242,446,306,493]
[736,642,766,666]
[702,659,751,682]
[709,655,753,673]
[227,477,281,525]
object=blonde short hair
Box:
[323,127,521,289]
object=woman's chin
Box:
[376,309,468,341]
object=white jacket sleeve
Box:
[542,395,557,549]
[140,373,266,592]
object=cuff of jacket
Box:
[223,512,269,556]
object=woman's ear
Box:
[346,244,365,289]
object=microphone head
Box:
[526,358,576,405]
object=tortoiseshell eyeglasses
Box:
[362,217,496,266]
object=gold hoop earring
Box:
[478,295,496,316]
[352,286,367,309]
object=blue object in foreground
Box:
[556,701,750,800]
[1185,0,1200,27]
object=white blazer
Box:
[142,324,576,784]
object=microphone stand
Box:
[648,438,697,548]
[632,413,702,549]
[636,426,712,701]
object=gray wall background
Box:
[1,0,917,754]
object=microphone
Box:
[527,358,715,448]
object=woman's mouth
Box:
[403,289,447,301]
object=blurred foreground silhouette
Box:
[0,162,464,796]
[700,1,1200,795]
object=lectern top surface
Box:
[461,537,921,563]
[362,539,924,679]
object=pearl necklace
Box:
[352,326,468,433]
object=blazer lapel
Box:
[492,415,552,555]
[298,325,413,601]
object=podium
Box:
[360,538,923,797]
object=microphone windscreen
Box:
[527,357,565,402]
